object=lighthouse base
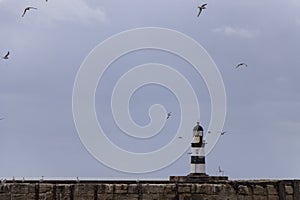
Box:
[169,174,228,183]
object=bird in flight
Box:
[235,63,248,69]
[208,130,226,135]
[197,3,207,17]
[218,166,225,175]
[22,7,37,17]
[166,112,172,119]
[221,131,226,135]
[3,51,9,59]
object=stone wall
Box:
[0,179,299,200]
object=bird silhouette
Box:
[221,131,226,135]
[22,7,37,17]
[218,166,225,175]
[197,3,207,17]
[235,63,248,69]
[166,112,172,119]
[3,51,9,59]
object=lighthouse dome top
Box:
[193,122,203,131]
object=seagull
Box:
[39,176,44,182]
[218,166,225,175]
[166,112,172,119]
[235,63,248,69]
[178,136,183,139]
[22,177,25,182]
[76,177,80,183]
[22,7,37,17]
[197,3,207,17]
[3,51,9,59]
[221,131,226,135]
[208,130,226,135]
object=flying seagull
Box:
[22,7,37,17]
[221,131,226,135]
[218,166,225,175]
[3,51,9,59]
[197,3,207,17]
[166,112,172,119]
[208,130,226,135]
[235,63,248,69]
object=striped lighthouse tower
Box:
[190,122,206,175]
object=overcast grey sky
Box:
[1,0,300,180]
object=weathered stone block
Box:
[143,193,161,200]
[286,195,293,200]
[238,185,251,195]
[163,184,176,194]
[97,193,114,200]
[39,192,54,200]
[179,194,191,200]
[126,194,139,200]
[11,183,29,194]
[178,184,191,193]
[195,184,216,194]
[252,185,265,195]
[73,194,94,200]
[267,185,278,195]
[0,184,10,193]
[39,184,53,193]
[27,193,37,200]
[251,195,267,200]
[0,193,11,200]
[74,184,94,195]
[98,183,114,193]
[191,194,205,200]
[144,184,164,194]
[11,194,27,200]
[28,184,36,194]
[268,196,279,200]
[237,195,253,200]
[114,184,128,194]
[285,185,293,195]
[56,184,71,194]
[127,184,138,194]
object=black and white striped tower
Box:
[190,122,206,175]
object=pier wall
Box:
[0,179,299,200]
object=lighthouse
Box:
[190,122,206,175]
[169,122,228,182]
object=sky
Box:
[1,0,300,180]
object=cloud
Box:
[39,0,107,24]
[212,26,259,39]
[0,0,107,25]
